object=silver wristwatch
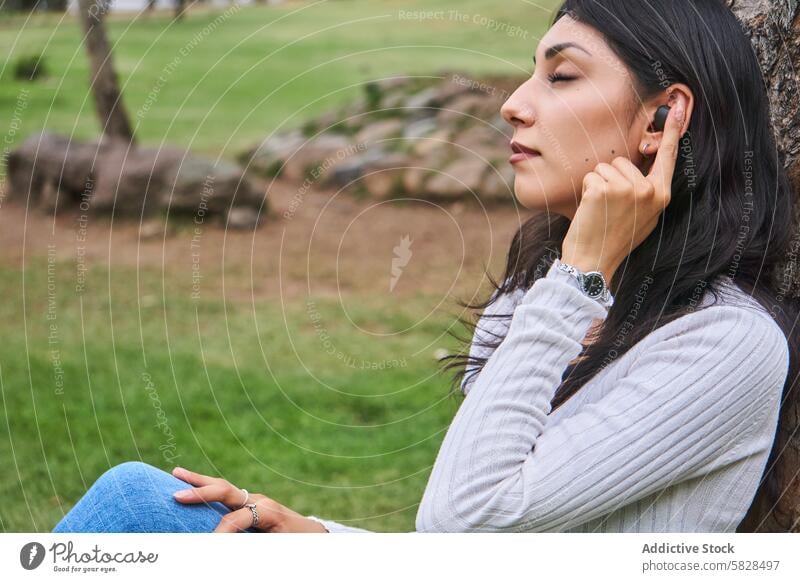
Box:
[553,258,614,309]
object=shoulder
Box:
[630,278,789,392]
[696,275,785,351]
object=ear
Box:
[641,83,694,151]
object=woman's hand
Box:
[561,100,686,283]
[171,466,328,533]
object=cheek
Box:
[584,90,637,155]
[559,99,635,173]
[511,85,636,208]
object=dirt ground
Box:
[0,178,530,304]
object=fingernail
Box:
[674,104,685,122]
[173,489,191,499]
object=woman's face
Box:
[500,15,655,218]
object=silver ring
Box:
[239,488,249,509]
[245,502,259,528]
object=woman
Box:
[53,0,798,534]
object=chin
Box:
[512,175,573,216]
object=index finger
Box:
[647,102,685,186]
[172,466,216,487]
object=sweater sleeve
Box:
[414,261,790,532]
[461,284,525,397]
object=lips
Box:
[509,141,541,164]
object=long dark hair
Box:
[440,0,800,532]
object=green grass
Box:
[0,0,560,532]
[0,0,558,157]
[0,256,470,532]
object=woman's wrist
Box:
[303,515,331,533]
[266,513,329,533]
[560,253,619,284]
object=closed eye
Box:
[547,72,577,84]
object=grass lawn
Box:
[0,253,470,532]
[0,0,558,532]
[0,0,558,157]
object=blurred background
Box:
[0,0,561,532]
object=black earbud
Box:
[653,105,671,132]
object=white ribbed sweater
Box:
[306,260,789,533]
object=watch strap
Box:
[552,259,614,309]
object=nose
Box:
[501,80,535,129]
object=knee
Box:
[103,460,159,479]
[93,461,163,493]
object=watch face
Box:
[582,273,605,299]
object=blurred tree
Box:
[174,0,186,21]
[729,0,800,533]
[2,0,65,10]
[76,0,136,145]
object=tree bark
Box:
[76,0,136,146]
[174,0,187,21]
[728,0,800,533]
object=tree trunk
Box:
[174,0,186,21]
[727,0,800,533]
[76,0,136,146]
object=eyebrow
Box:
[532,42,592,65]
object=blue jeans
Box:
[52,461,252,533]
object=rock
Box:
[38,179,62,213]
[324,147,386,187]
[165,156,261,215]
[364,77,409,110]
[457,123,508,159]
[138,219,169,240]
[424,158,488,199]
[438,93,501,126]
[410,140,459,168]
[226,207,262,230]
[479,164,516,202]
[403,139,461,195]
[404,87,445,121]
[410,130,455,159]
[434,76,478,105]
[382,92,408,110]
[301,109,348,137]
[280,133,352,182]
[360,154,408,198]
[354,119,404,147]
[91,146,185,215]
[403,118,438,141]
[402,166,436,193]
[6,131,111,208]
[242,130,306,177]
[235,70,530,206]
[7,133,267,226]
[369,76,416,94]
